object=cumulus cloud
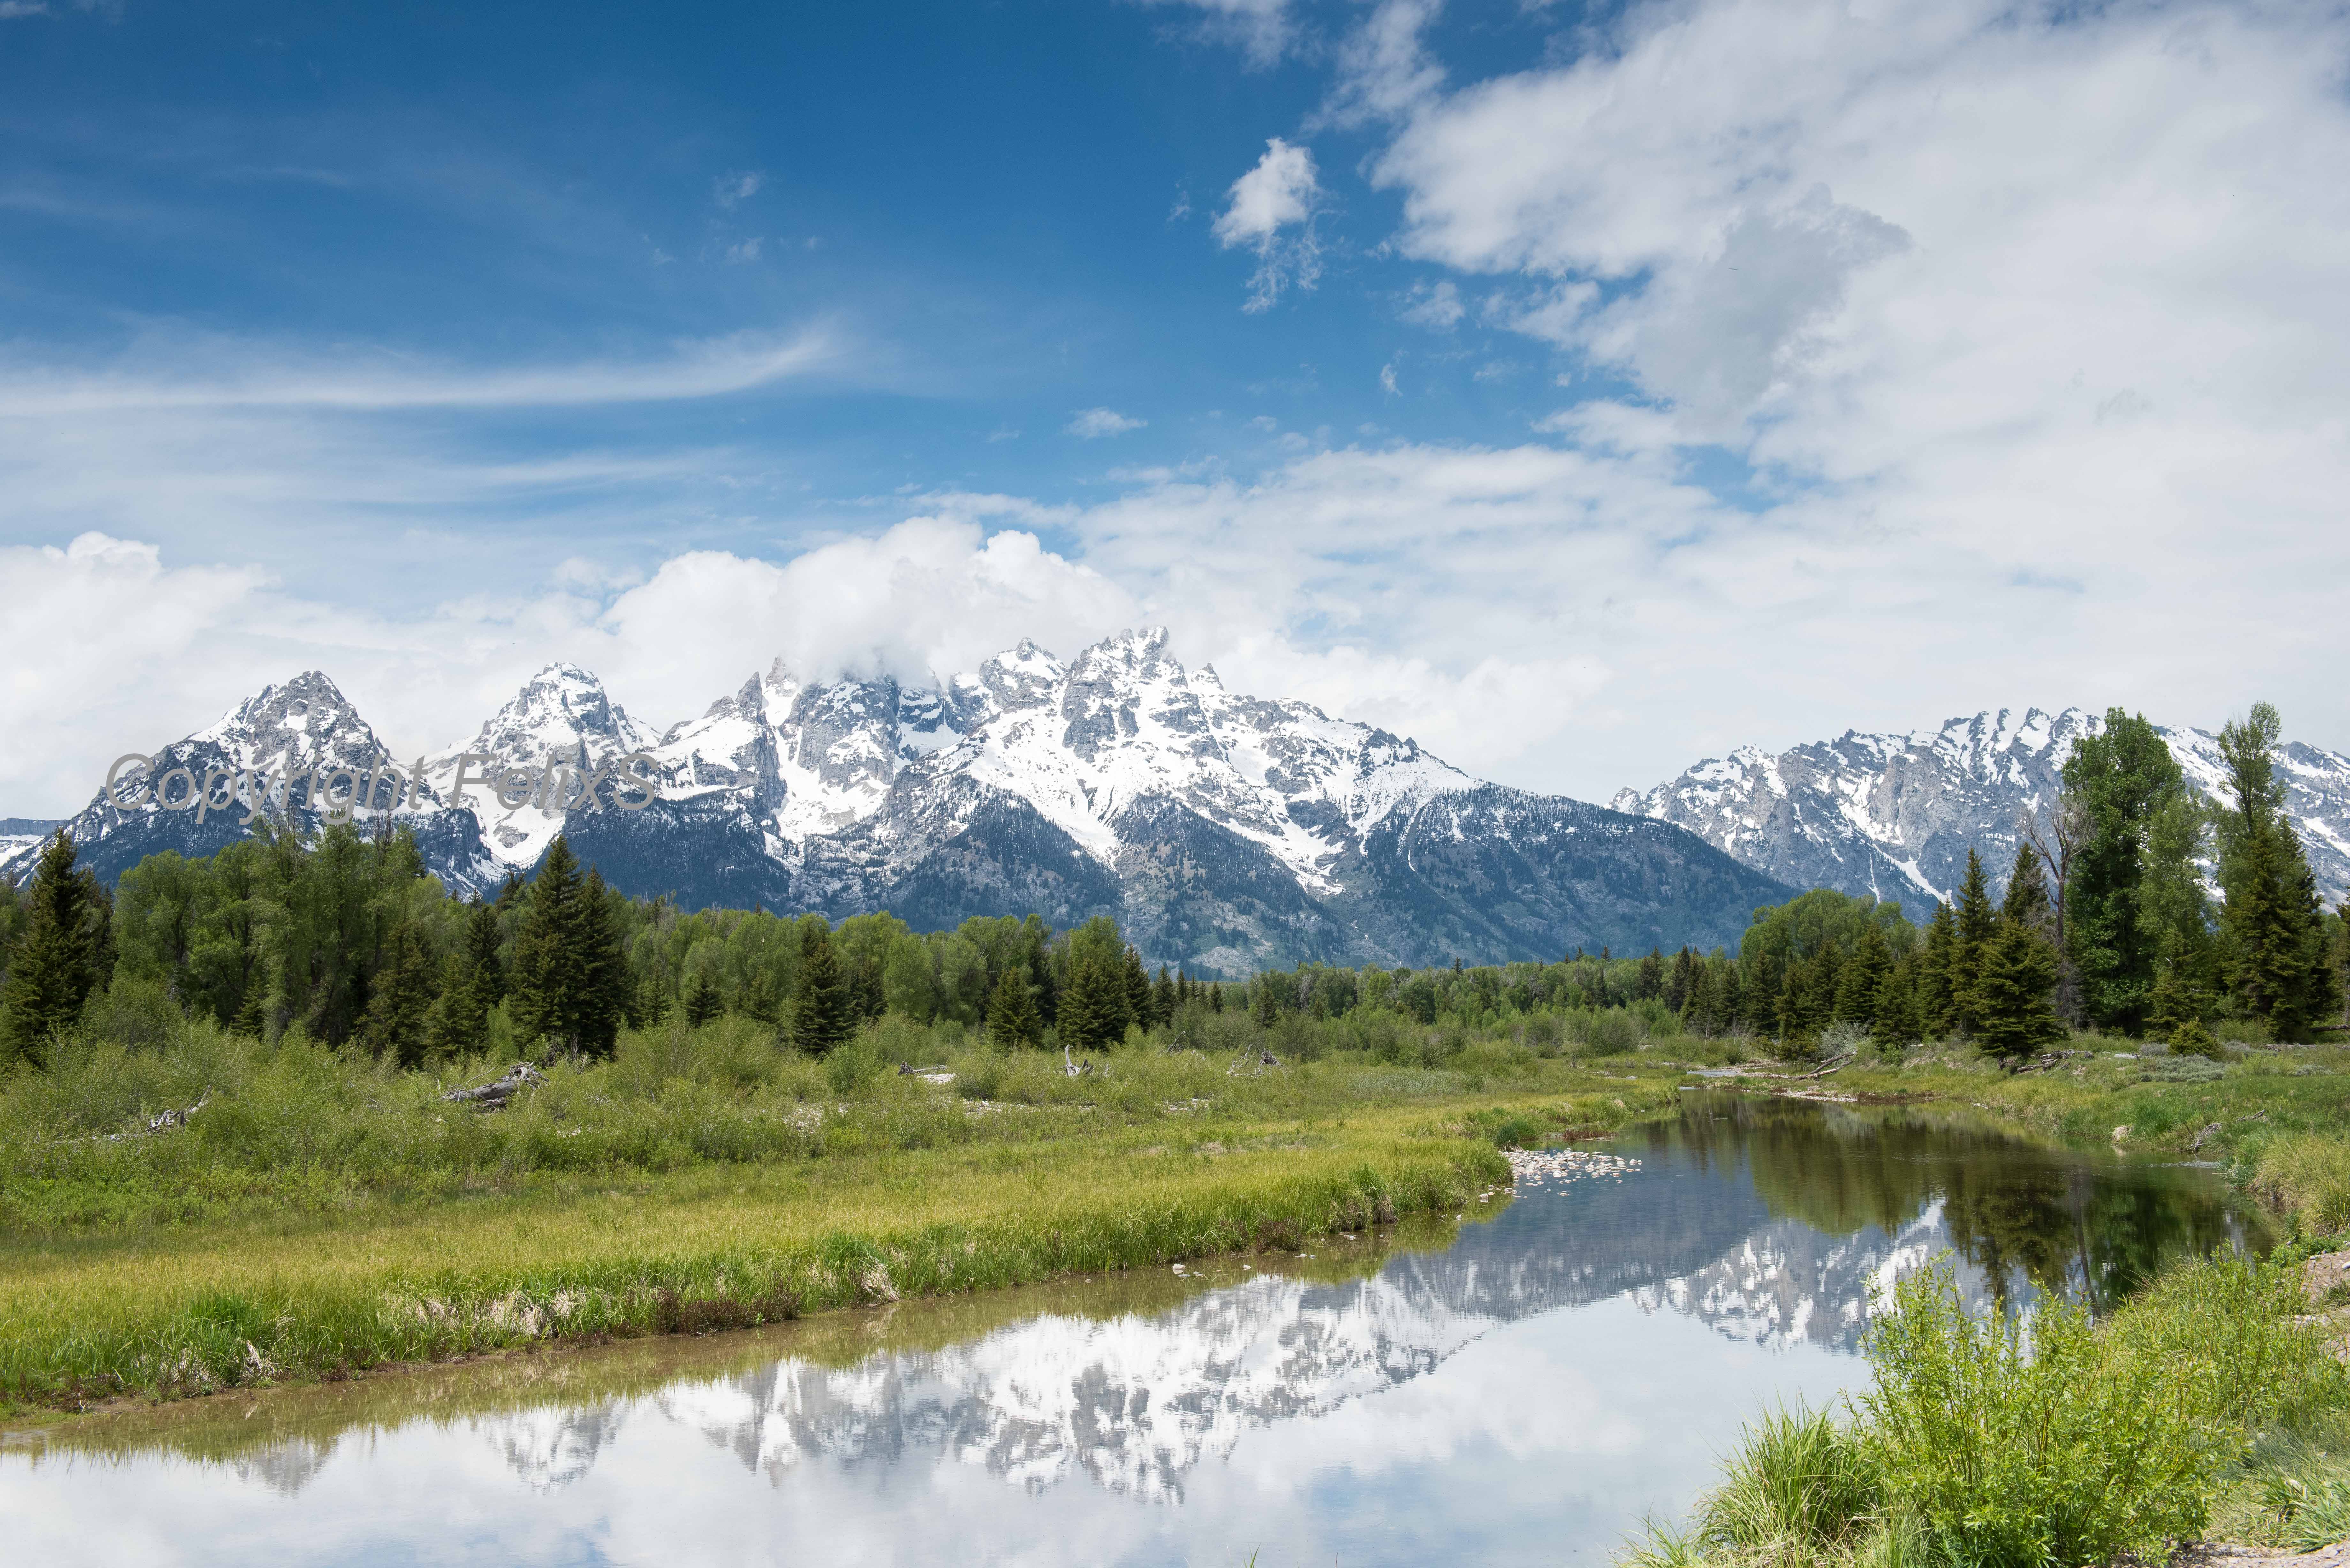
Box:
[1213,138,1324,311]
[1066,407,1146,438]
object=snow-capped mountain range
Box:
[1613,707,2350,912]
[11,629,1788,971]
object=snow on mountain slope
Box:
[1615,707,2350,909]
[9,671,501,894]
[10,629,1788,968]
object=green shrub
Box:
[1859,1262,2210,1568]
[2170,1018,2225,1060]
[1574,1008,1643,1058]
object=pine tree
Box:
[360,920,436,1067]
[1834,923,1893,1026]
[1873,952,1924,1048]
[1636,947,1664,1002]
[573,869,630,1059]
[1665,947,1696,1014]
[1209,982,1224,1014]
[684,974,722,1027]
[1973,918,2064,1064]
[793,921,855,1056]
[1919,902,1960,1038]
[985,967,1041,1048]
[430,899,503,1058]
[637,964,674,1027]
[1952,848,1996,1034]
[2061,710,2185,1034]
[1121,946,1150,1035]
[508,840,626,1059]
[1152,964,1176,1028]
[0,832,112,1067]
[1251,975,1278,1028]
[2001,840,2051,932]
[2215,704,2339,1041]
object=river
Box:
[0,1093,2269,1567]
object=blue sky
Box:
[2,0,2346,813]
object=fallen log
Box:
[443,1062,546,1109]
[98,1095,210,1141]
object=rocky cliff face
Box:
[1614,707,2350,910]
[12,629,1789,970]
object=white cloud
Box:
[723,237,763,264]
[1379,360,1401,396]
[1212,138,1324,312]
[1137,0,1296,68]
[1316,0,1445,129]
[1066,407,1146,438]
[712,170,763,209]
[1398,278,1462,329]
[0,327,834,414]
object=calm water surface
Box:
[1,1095,2269,1568]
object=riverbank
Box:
[1632,1040,2350,1566]
[1,1022,1695,1413]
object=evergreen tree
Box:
[1951,848,1996,1034]
[792,920,855,1056]
[1209,982,1224,1014]
[507,840,627,1059]
[2061,710,2185,1034]
[1152,964,1176,1027]
[1919,902,1960,1037]
[1873,952,1924,1048]
[430,899,503,1058]
[1121,946,1150,1034]
[1665,947,1696,1014]
[1251,974,1278,1028]
[985,967,1041,1048]
[1973,918,2064,1064]
[2214,703,2339,1040]
[1834,922,1894,1026]
[1059,954,1125,1050]
[743,968,780,1029]
[360,920,436,1067]
[636,963,674,1027]
[2138,794,2217,1027]
[1636,947,1664,1002]
[0,833,112,1067]
[684,975,723,1027]
[2001,840,2051,931]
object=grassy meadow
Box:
[0,1007,1694,1413]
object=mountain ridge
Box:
[1613,705,2350,910]
[9,629,1791,972]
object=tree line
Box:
[0,702,2341,1070]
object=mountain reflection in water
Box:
[3,1097,2269,1568]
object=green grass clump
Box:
[2257,1134,2350,1237]
[1628,1252,2348,1568]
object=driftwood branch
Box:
[443,1062,546,1109]
[1062,1045,1095,1077]
[1798,1054,1856,1080]
[97,1095,210,1141]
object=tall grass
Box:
[0,1106,1508,1408]
[1630,1254,2349,1568]
[4,1003,1700,1410]
[2257,1134,2350,1238]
